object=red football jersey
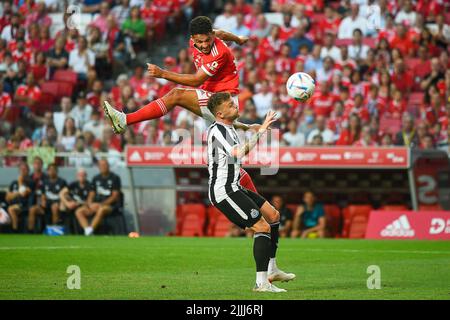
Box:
[0,92,12,117]
[190,37,239,95]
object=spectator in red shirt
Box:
[31,51,48,84]
[316,6,340,39]
[381,133,394,147]
[14,73,41,114]
[234,0,252,16]
[420,134,436,150]
[0,81,12,135]
[354,125,378,147]
[387,89,407,119]
[390,23,415,57]
[311,82,336,117]
[413,45,432,90]
[24,1,52,29]
[391,59,413,95]
[423,92,447,127]
[336,114,361,145]
[346,93,370,124]
[279,13,295,41]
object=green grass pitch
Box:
[0,235,449,300]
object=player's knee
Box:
[166,88,183,104]
[272,209,280,223]
[253,219,270,234]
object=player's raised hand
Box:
[260,110,278,132]
[237,36,249,46]
[147,63,163,78]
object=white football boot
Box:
[253,282,287,293]
[103,100,127,134]
[268,269,296,283]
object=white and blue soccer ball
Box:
[286,72,316,102]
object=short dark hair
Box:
[207,92,231,116]
[189,16,213,35]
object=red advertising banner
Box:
[126,146,410,169]
[365,211,450,240]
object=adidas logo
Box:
[281,152,294,163]
[380,215,415,237]
[129,151,143,162]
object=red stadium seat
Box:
[335,38,352,47]
[342,205,373,238]
[286,204,299,216]
[324,204,342,238]
[348,215,369,238]
[56,81,74,98]
[40,81,59,97]
[418,204,444,212]
[408,92,425,106]
[380,205,409,211]
[404,58,421,71]
[53,70,77,85]
[207,206,232,237]
[363,38,376,48]
[35,92,56,114]
[379,117,402,135]
[176,204,206,236]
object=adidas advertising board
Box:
[366,211,450,240]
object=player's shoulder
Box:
[213,37,231,56]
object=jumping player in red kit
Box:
[103,16,295,284]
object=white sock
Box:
[84,226,93,236]
[256,271,268,286]
[268,258,278,274]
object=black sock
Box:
[269,222,280,259]
[253,232,271,272]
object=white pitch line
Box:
[283,248,450,255]
[0,246,89,250]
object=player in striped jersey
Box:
[207,92,295,292]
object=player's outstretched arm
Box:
[213,29,248,46]
[231,110,277,159]
[147,63,209,87]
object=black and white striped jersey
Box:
[207,121,242,204]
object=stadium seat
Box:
[379,117,402,135]
[56,81,74,98]
[418,204,444,212]
[348,215,369,239]
[176,204,206,237]
[362,38,376,48]
[35,92,56,114]
[380,205,409,211]
[335,38,352,47]
[40,81,60,97]
[286,204,299,216]
[405,58,421,71]
[53,70,78,85]
[324,204,342,238]
[408,92,425,106]
[341,205,373,238]
[207,206,231,237]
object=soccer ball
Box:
[286,72,316,102]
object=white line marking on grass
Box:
[283,248,450,255]
[0,246,90,250]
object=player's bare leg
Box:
[259,201,296,283]
[103,88,211,134]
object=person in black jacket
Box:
[75,159,121,236]
[394,112,419,147]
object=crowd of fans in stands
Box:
[0,0,449,170]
